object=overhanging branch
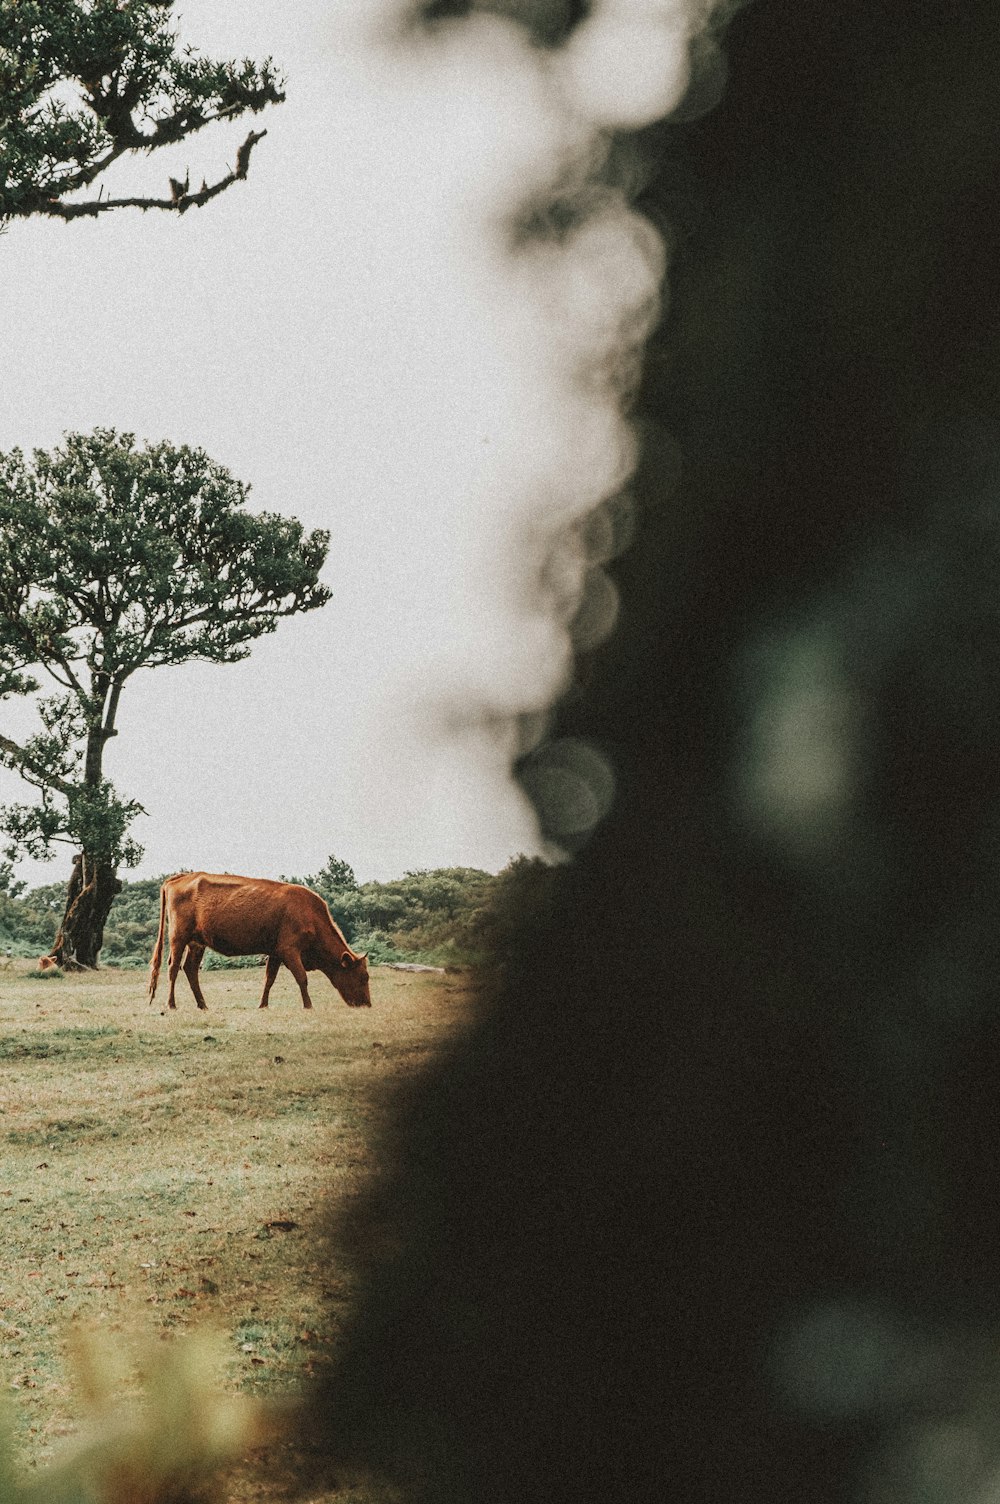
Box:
[34,128,268,221]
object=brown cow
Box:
[147,871,371,1011]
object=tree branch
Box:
[1,606,89,701]
[0,732,76,799]
[0,592,88,697]
[38,662,75,692]
[103,681,124,741]
[34,129,268,221]
[38,647,89,700]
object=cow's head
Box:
[336,950,372,1007]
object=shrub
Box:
[0,858,557,970]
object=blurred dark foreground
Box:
[306,4,1000,1502]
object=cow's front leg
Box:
[259,954,281,1009]
[282,950,313,1009]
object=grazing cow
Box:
[147,871,371,1011]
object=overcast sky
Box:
[0,0,706,889]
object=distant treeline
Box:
[0,856,559,969]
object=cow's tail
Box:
[148,884,167,1004]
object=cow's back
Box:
[166,872,321,956]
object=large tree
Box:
[0,0,284,223]
[0,428,331,967]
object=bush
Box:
[202,952,262,971]
[349,927,440,965]
[0,858,557,969]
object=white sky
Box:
[0,0,701,890]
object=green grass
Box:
[0,961,471,1501]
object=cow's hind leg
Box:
[259,954,281,1009]
[183,942,208,1010]
[166,938,185,1009]
[282,949,314,1009]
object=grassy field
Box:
[0,959,472,1502]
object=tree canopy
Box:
[0,427,331,962]
[0,0,284,222]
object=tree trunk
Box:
[48,852,122,969]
